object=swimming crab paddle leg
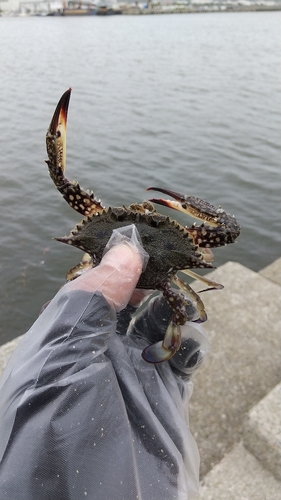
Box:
[142,322,181,363]
[172,275,208,323]
[147,187,241,248]
[46,88,104,217]
[181,269,224,292]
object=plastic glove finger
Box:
[103,224,149,271]
[67,243,143,311]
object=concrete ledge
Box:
[199,442,281,500]
[243,382,281,481]
[259,257,281,286]
[189,260,281,477]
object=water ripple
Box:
[0,12,280,344]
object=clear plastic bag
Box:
[0,235,208,500]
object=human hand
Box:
[67,224,150,311]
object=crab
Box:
[45,89,240,364]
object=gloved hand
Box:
[68,223,150,309]
[0,225,207,500]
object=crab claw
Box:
[147,186,240,246]
[46,89,104,217]
[147,187,187,205]
[147,186,219,225]
[147,187,186,213]
[46,88,71,173]
[142,322,181,363]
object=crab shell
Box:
[57,203,215,289]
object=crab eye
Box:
[56,130,61,139]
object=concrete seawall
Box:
[189,258,281,498]
[1,258,280,497]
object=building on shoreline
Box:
[0,0,280,15]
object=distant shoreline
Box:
[122,5,281,14]
[1,3,280,17]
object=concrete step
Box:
[191,258,281,498]
[198,442,281,500]
[243,382,281,482]
[198,382,281,499]
[259,257,281,286]
[188,259,281,478]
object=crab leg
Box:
[66,253,95,281]
[141,276,207,363]
[181,269,224,292]
[142,282,183,363]
[147,187,240,247]
[172,275,208,322]
[46,89,104,217]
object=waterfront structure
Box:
[0,0,280,17]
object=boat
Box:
[61,0,97,15]
[95,1,122,14]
